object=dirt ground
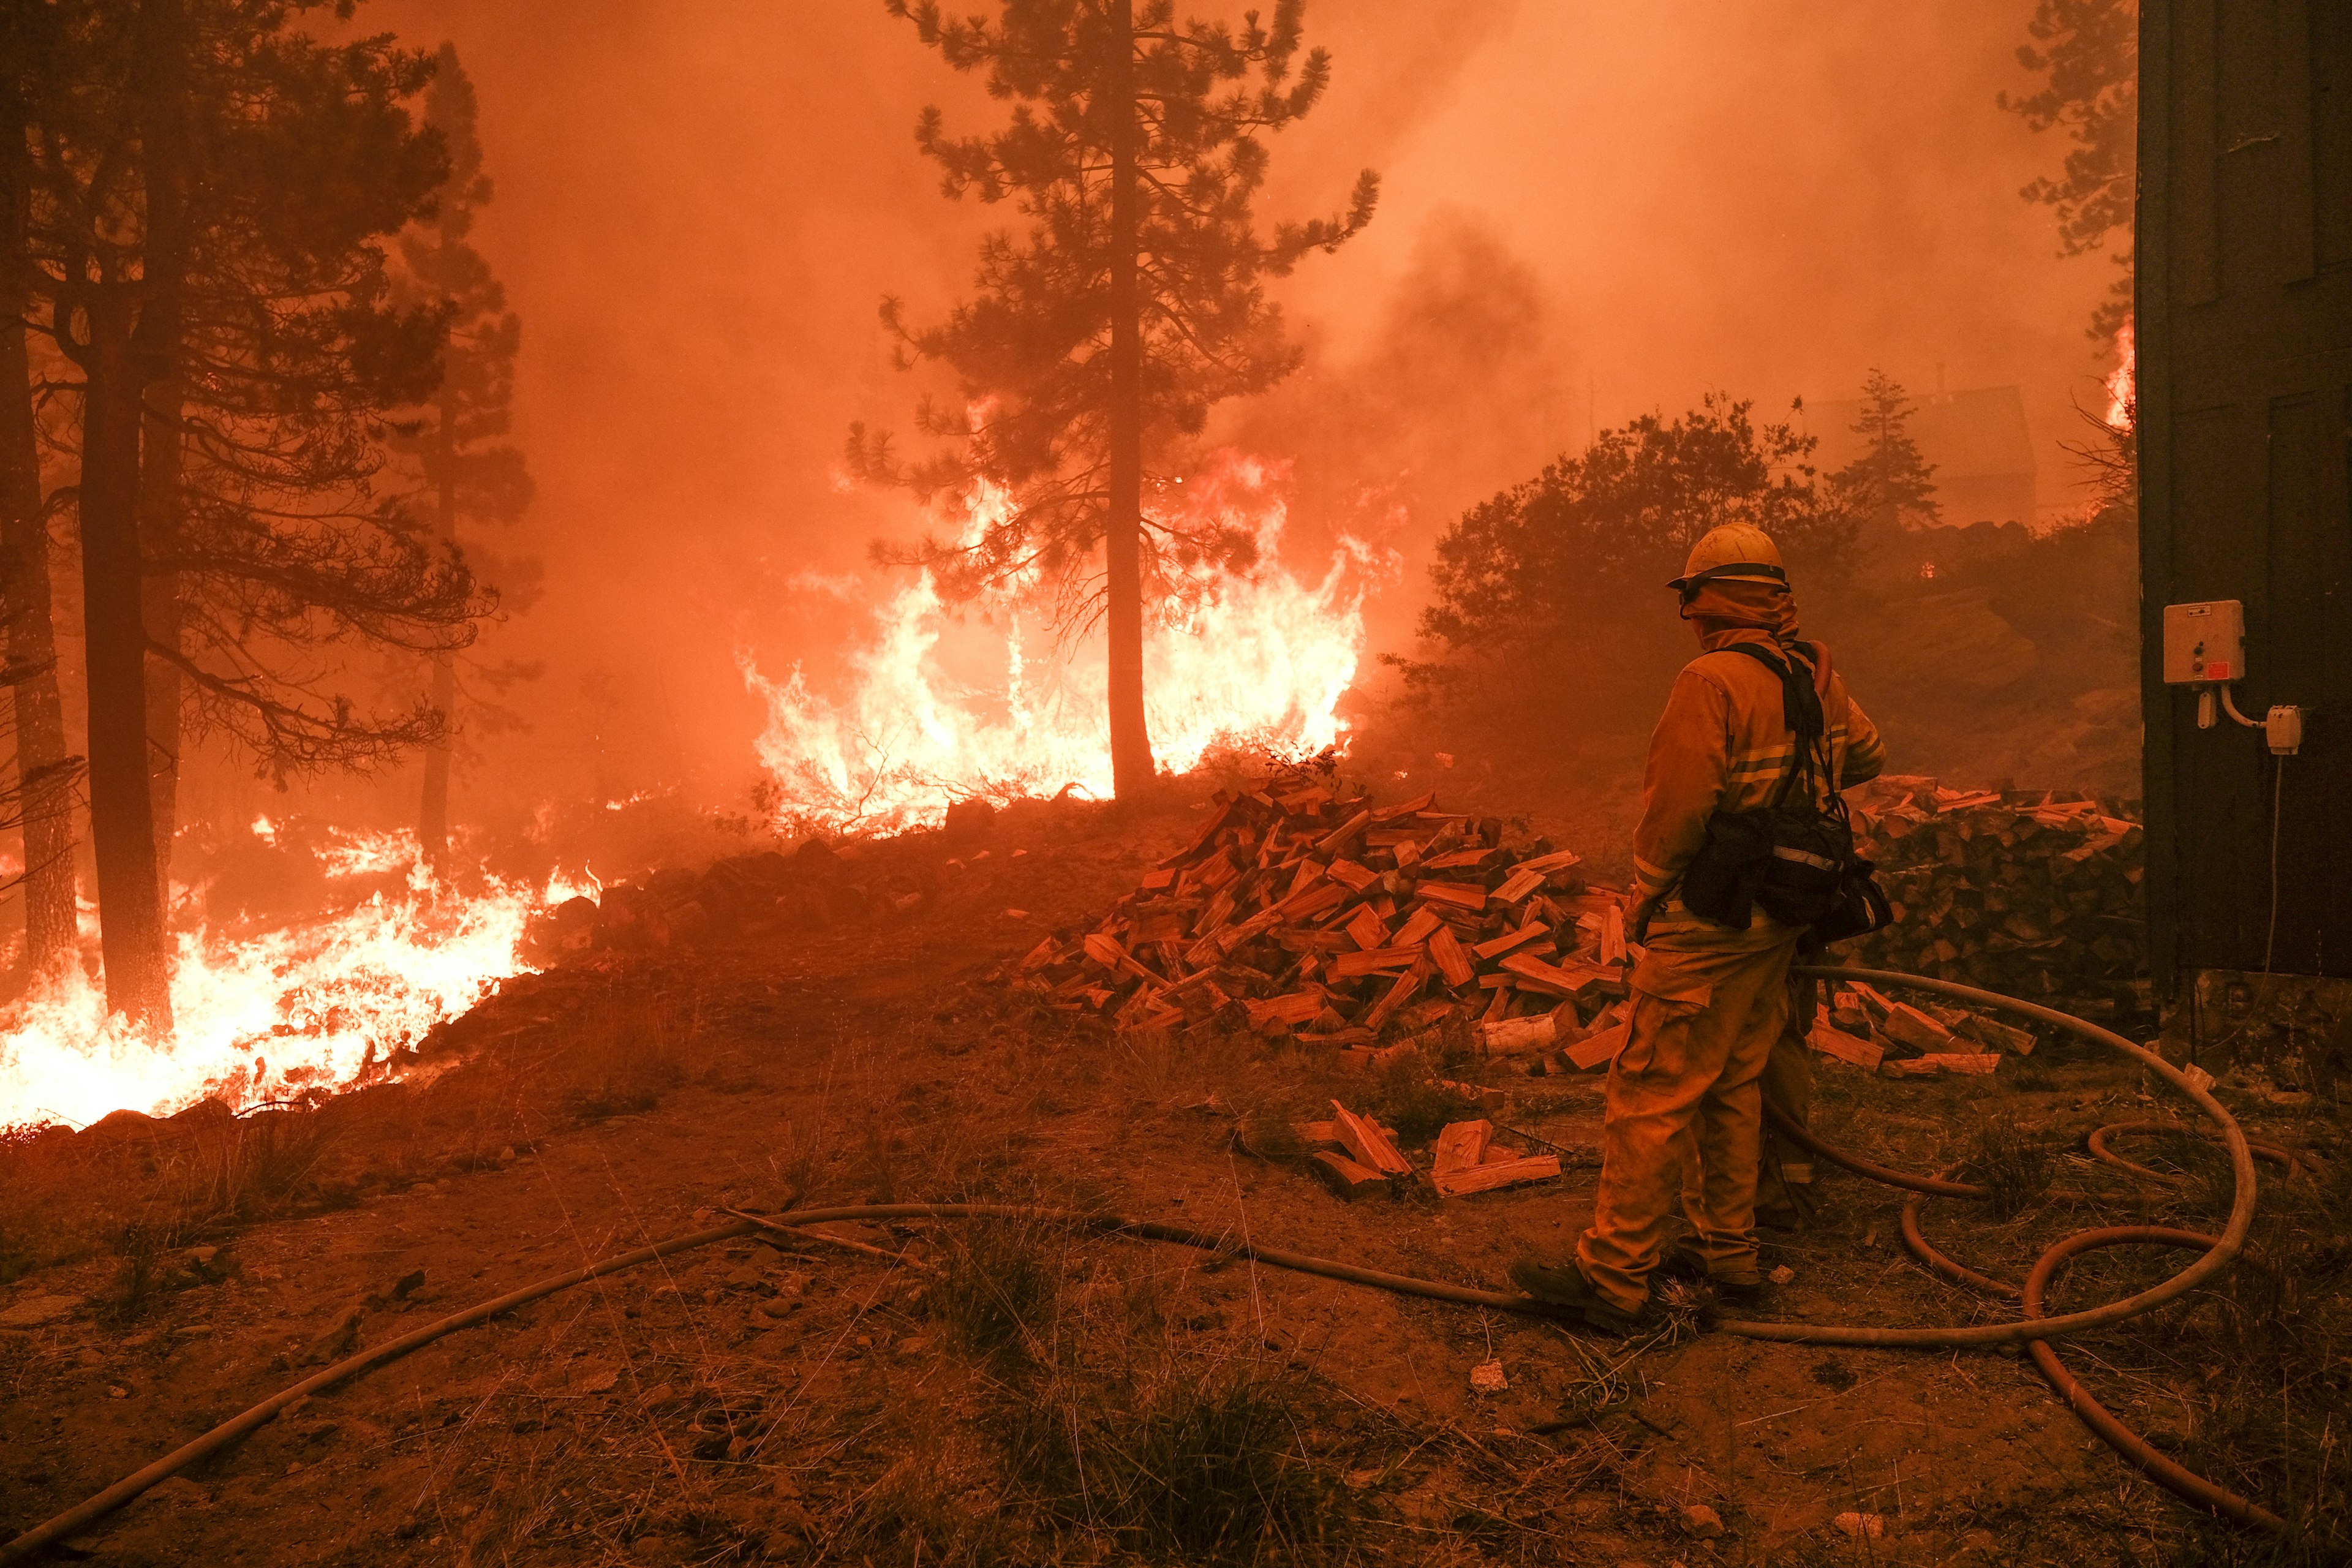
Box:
[0,789,2341,1567]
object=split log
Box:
[1415,881,1489,911]
[1477,1011,1558,1057]
[1330,944,1423,979]
[1245,990,1327,1029]
[1330,1101,1413,1175]
[1433,1153,1562,1197]
[1432,1120,1493,1174]
[1879,1003,1958,1054]
[1427,924,1475,988]
[1473,922,1551,961]
[1917,1052,2000,1075]
[1565,1020,1630,1071]
[1310,1151,1392,1200]
[1363,959,1430,1032]
[1807,1022,1883,1070]
[1345,905,1390,951]
[1315,809,1372,856]
[1956,1015,2036,1054]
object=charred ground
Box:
[0,784,2343,1567]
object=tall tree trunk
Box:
[133,0,190,949]
[417,323,456,866]
[0,161,78,982]
[138,378,182,911]
[1102,0,1153,799]
[78,296,172,1029]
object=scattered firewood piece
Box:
[1433,1153,1562,1197]
[1310,1150,1393,1200]
[1564,1020,1630,1071]
[1415,881,1489,911]
[1879,1003,1958,1054]
[1433,1119,1493,1174]
[1956,1014,2036,1054]
[1807,1022,1883,1069]
[1330,1100,1414,1175]
[1477,1011,1560,1057]
[1917,1051,2000,1076]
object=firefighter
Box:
[1510,522,1885,1332]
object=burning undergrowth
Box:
[743,456,1396,839]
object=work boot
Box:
[1507,1257,1642,1336]
[1662,1244,1768,1308]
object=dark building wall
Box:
[2139,1,2352,983]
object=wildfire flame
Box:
[0,866,548,1131]
[746,454,1389,835]
[2103,317,2135,429]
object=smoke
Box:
[204,0,2117,848]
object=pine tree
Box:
[1408,394,1854,677]
[0,5,82,979]
[2000,0,2136,342]
[1832,369,1940,535]
[394,44,532,867]
[854,0,1376,797]
[26,1,483,1025]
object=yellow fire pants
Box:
[1755,976,1816,1213]
[1576,924,1802,1313]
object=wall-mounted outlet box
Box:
[2162,600,2246,685]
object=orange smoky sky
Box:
[351,0,2116,812]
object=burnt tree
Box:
[857,0,1374,798]
[0,7,80,979]
[27,1,481,1026]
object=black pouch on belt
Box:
[1676,643,1890,943]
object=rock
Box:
[1833,1511,1886,1539]
[1768,1265,1796,1286]
[375,1267,427,1306]
[0,1294,81,1329]
[1468,1360,1507,1395]
[301,1299,366,1365]
[1681,1502,1724,1538]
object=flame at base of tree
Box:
[747,456,1392,836]
[0,867,548,1131]
[2103,317,2135,429]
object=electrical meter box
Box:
[2162,600,2245,685]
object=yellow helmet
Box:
[1668,522,1787,596]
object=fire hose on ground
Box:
[0,966,2285,1561]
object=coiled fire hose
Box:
[0,967,2273,1561]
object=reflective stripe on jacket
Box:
[1630,629,1885,932]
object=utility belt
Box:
[1675,643,1892,946]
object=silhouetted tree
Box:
[393,44,532,867]
[1403,394,1855,681]
[0,7,83,980]
[854,0,1376,797]
[1830,369,1940,535]
[26,1,481,1025]
[2000,0,2136,342]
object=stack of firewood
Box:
[1010,771,1641,1070]
[1841,777,2150,1021]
